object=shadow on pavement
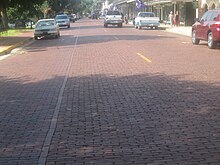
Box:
[0,72,220,164]
[24,34,175,52]
[0,36,31,46]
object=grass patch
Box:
[0,29,22,37]
[0,29,30,37]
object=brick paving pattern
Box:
[0,19,220,165]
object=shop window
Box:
[202,4,208,14]
[211,3,215,9]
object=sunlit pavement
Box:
[0,19,220,164]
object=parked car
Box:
[55,14,70,28]
[192,9,220,49]
[134,12,160,30]
[68,14,77,23]
[34,19,60,40]
[99,14,106,19]
[68,14,74,23]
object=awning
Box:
[127,0,136,3]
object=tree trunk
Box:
[0,1,9,29]
[1,8,9,29]
[44,10,47,19]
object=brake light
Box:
[214,22,220,31]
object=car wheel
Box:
[207,32,216,49]
[191,30,200,45]
[68,25,70,28]
[34,36,38,40]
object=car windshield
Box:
[36,20,55,28]
[139,13,155,17]
[56,15,68,19]
[107,11,120,15]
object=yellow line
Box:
[0,46,12,53]
[137,53,152,63]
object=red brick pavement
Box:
[0,25,192,56]
[0,20,220,165]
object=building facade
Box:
[114,0,220,26]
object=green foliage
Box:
[3,0,46,24]
[47,0,69,14]
[3,0,107,26]
[7,4,43,22]
[46,0,85,15]
[0,29,27,37]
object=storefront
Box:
[199,0,220,17]
[115,0,198,25]
[146,0,196,25]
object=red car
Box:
[192,9,220,49]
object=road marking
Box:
[37,29,79,165]
[104,30,107,32]
[137,53,152,63]
[114,36,119,40]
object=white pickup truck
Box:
[134,12,160,29]
[104,10,123,28]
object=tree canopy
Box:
[0,0,102,29]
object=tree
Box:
[77,0,96,15]
[40,1,51,18]
[0,0,103,29]
[47,0,69,14]
[0,0,10,29]
[0,0,46,29]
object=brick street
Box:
[0,19,220,165]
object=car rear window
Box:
[107,11,120,15]
[36,20,55,28]
[212,12,220,21]
[201,11,220,21]
[56,15,68,19]
[139,13,155,17]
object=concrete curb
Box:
[165,27,192,37]
[0,37,33,56]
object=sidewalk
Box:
[0,25,191,56]
[128,21,192,37]
[162,24,192,37]
[0,30,33,56]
